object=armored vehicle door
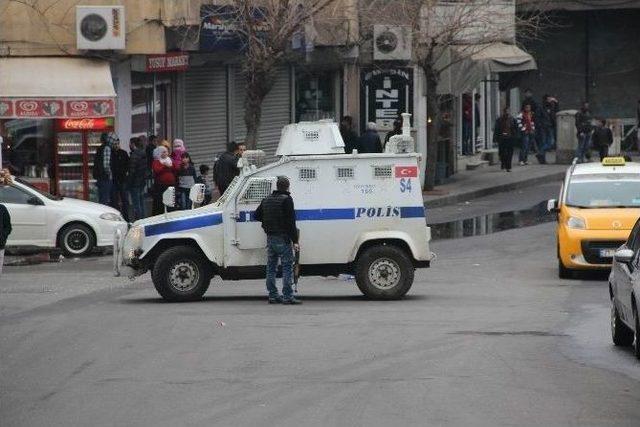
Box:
[234,177,276,249]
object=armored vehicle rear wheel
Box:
[355,245,414,300]
[152,246,212,302]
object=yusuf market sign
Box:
[0,98,115,119]
[145,52,189,72]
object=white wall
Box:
[414,66,428,182]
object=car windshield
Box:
[566,174,640,208]
[15,178,62,201]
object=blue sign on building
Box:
[200,5,268,52]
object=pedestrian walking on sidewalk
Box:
[575,102,594,163]
[176,152,197,210]
[93,133,114,206]
[591,119,613,161]
[151,146,176,215]
[517,104,536,166]
[0,170,12,276]
[128,137,148,221]
[254,176,301,305]
[493,107,517,172]
[111,139,130,222]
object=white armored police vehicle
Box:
[114,114,434,301]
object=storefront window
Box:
[1,119,54,178]
[131,72,173,139]
[295,70,336,122]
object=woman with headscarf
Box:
[171,139,187,168]
[151,145,176,215]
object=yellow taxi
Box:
[548,157,640,278]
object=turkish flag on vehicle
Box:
[395,166,418,178]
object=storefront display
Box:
[55,118,113,201]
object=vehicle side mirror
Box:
[27,196,44,206]
[614,248,634,264]
[547,199,559,213]
[162,187,176,208]
[189,183,206,207]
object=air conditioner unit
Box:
[373,25,412,61]
[76,6,125,50]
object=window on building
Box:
[131,72,173,139]
[295,70,337,122]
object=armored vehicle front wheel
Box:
[152,246,212,302]
[355,245,414,300]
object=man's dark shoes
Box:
[282,298,302,305]
[268,296,284,304]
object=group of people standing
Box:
[339,116,403,154]
[93,133,247,221]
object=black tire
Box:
[59,223,95,257]
[558,259,573,279]
[355,245,414,300]
[151,246,213,302]
[634,303,640,360]
[611,298,633,346]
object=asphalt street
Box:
[2,186,640,427]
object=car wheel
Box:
[634,303,640,360]
[355,245,414,300]
[151,246,212,302]
[59,223,95,257]
[611,298,633,346]
[558,259,573,279]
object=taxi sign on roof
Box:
[602,157,625,166]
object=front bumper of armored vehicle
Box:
[113,226,147,278]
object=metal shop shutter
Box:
[233,66,291,156]
[183,66,227,169]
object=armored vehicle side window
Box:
[336,167,354,180]
[240,178,273,203]
[299,168,317,181]
[373,165,393,179]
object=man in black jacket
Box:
[254,176,301,305]
[339,116,359,154]
[0,202,11,275]
[575,102,594,163]
[214,142,242,195]
[128,137,148,221]
[111,139,130,221]
[493,107,518,172]
[591,119,613,160]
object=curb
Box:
[423,170,566,208]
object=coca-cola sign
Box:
[57,117,114,131]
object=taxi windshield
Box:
[566,174,640,208]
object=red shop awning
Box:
[0,57,116,119]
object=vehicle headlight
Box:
[100,212,124,222]
[567,216,586,229]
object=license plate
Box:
[599,249,616,258]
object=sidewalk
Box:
[423,152,567,208]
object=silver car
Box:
[609,217,640,358]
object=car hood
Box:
[49,197,121,216]
[132,207,224,228]
[566,207,640,230]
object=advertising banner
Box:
[200,5,268,51]
[146,52,189,72]
[0,98,115,119]
[360,68,414,131]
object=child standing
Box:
[176,152,197,209]
[196,164,213,205]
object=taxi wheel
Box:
[152,246,212,302]
[355,245,414,300]
[558,259,574,279]
[611,298,633,346]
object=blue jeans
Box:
[519,133,534,163]
[576,133,591,162]
[177,188,192,210]
[97,178,112,206]
[540,127,555,153]
[266,235,294,300]
[129,186,145,221]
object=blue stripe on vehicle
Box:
[295,208,356,221]
[400,206,425,218]
[145,213,223,237]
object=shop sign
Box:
[65,99,115,117]
[146,53,189,72]
[361,68,414,131]
[200,5,268,51]
[0,98,115,118]
[57,117,114,131]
